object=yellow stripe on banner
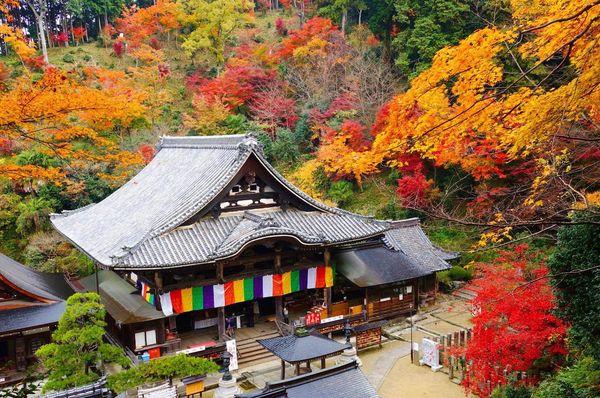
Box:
[325,266,333,287]
[181,288,193,312]
[233,279,245,303]
[282,271,292,295]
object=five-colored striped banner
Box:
[157,266,334,316]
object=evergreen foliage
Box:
[36,293,130,392]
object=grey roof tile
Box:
[236,362,379,398]
[258,333,349,363]
[52,134,383,269]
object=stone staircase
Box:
[236,331,280,367]
[451,284,480,301]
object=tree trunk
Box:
[37,13,49,63]
[341,8,347,34]
[358,9,363,25]
[70,18,75,44]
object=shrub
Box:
[533,357,600,398]
[113,40,125,57]
[107,355,218,394]
[327,180,354,206]
[491,384,533,398]
[448,265,472,281]
[62,54,75,64]
[83,54,92,62]
[271,129,301,164]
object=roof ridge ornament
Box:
[237,132,263,155]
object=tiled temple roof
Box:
[52,134,457,271]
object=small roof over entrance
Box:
[258,332,349,364]
[77,270,164,324]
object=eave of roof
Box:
[78,270,164,324]
[0,302,66,334]
[236,361,379,398]
[0,252,73,302]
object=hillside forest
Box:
[0,0,598,397]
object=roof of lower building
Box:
[78,270,164,324]
[0,301,66,335]
[51,134,388,269]
[258,332,349,363]
[0,252,74,302]
[383,218,458,272]
[334,244,433,287]
[236,361,379,398]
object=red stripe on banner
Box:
[316,266,326,288]
[171,290,183,314]
[272,274,283,296]
[224,281,235,306]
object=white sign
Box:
[320,315,344,324]
[398,294,404,301]
[226,339,238,371]
[380,297,391,302]
[406,286,412,294]
[419,338,442,372]
[412,342,419,351]
[177,345,206,355]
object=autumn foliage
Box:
[459,245,568,397]
[0,69,144,185]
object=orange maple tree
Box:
[0,68,145,187]
[312,0,600,238]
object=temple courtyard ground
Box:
[203,293,472,397]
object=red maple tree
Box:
[458,245,568,397]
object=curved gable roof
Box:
[52,134,382,268]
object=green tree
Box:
[392,0,479,78]
[548,210,600,360]
[107,354,218,394]
[36,293,130,392]
[180,0,254,66]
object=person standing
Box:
[283,306,289,324]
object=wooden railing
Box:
[275,319,293,336]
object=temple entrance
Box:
[258,297,275,317]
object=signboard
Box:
[320,315,344,324]
[226,339,238,371]
[419,338,442,371]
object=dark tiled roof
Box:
[334,244,433,287]
[0,302,66,334]
[78,271,164,324]
[258,333,349,363]
[383,218,456,272]
[52,134,387,269]
[236,361,379,398]
[0,252,73,302]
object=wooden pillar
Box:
[154,272,163,311]
[295,363,300,376]
[281,360,286,380]
[306,360,311,371]
[324,249,332,316]
[217,307,226,341]
[275,296,284,322]
[364,288,369,321]
[320,356,326,369]
[217,262,224,283]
